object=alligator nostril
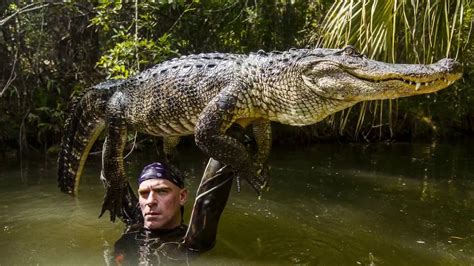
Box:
[437,58,462,72]
[438,58,453,66]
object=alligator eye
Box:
[343,45,360,57]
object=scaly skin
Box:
[58,46,463,222]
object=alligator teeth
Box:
[415,82,421,90]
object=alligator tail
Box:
[57,80,120,195]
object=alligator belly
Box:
[138,117,197,137]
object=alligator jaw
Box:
[403,78,456,91]
[368,75,459,92]
[342,58,463,100]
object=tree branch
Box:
[0,1,92,27]
[0,48,18,98]
[0,2,52,27]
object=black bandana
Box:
[137,162,184,189]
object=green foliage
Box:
[0,1,98,151]
[96,34,176,79]
[90,2,178,78]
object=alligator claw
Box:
[99,183,129,222]
[236,163,270,195]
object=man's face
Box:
[138,179,188,230]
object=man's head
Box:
[137,162,188,230]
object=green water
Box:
[0,142,473,265]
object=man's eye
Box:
[157,189,168,195]
[139,191,149,197]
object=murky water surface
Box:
[0,142,473,265]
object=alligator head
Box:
[301,45,463,101]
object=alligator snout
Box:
[436,58,463,73]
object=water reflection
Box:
[0,141,473,265]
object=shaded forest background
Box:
[0,0,473,155]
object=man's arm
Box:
[182,158,233,252]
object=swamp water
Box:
[0,142,473,265]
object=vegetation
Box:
[0,0,472,154]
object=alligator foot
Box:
[99,183,129,222]
[236,163,269,195]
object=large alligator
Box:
[57,45,462,222]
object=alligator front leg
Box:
[98,92,130,222]
[195,86,267,194]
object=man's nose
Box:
[145,191,157,205]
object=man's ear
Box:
[179,188,188,205]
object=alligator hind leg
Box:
[98,93,130,222]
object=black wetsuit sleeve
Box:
[182,158,233,252]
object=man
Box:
[113,159,234,265]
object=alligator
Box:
[57,45,463,222]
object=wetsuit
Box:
[113,159,233,265]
